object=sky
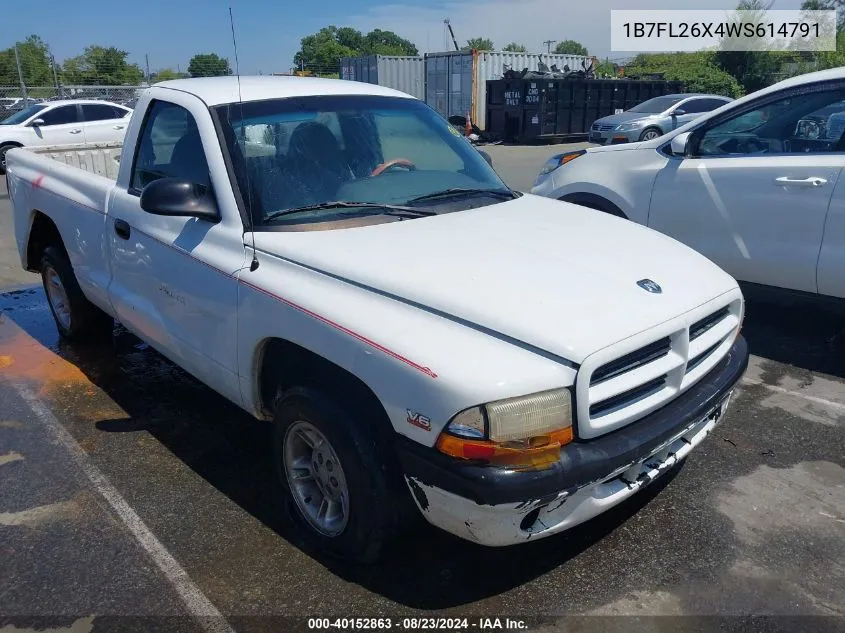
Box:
[2,0,807,76]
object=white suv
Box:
[532,68,845,302]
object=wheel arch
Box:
[559,192,628,219]
[254,336,395,438]
[25,210,66,272]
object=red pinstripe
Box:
[240,279,438,379]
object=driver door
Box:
[649,84,845,293]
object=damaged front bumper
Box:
[399,336,749,547]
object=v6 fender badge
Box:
[406,409,432,431]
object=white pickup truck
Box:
[7,76,749,561]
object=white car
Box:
[532,67,845,303]
[6,76,748,560]
[0,99,133,174]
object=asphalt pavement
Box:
[0,162,843,632]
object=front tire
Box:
[41,246,113,341]
[273,387,396,563]
[639,127,663,141]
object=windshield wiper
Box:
[407,187,517,203]
[263,201,436,223]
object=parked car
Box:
[588,93,733,144]
[0,97,42,121]
[533,67,845,303]
[6,76,748,561]
[0,99,133,174]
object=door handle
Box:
[69,129,82,134]
[113,125,125,130]
[114,219,131,240]
[774,176,827,187]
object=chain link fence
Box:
[0,85,143,123]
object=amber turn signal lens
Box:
[435,427,573,471]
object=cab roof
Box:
[151,75,415,107]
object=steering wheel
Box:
[371,158,417,177]
[739,137,768,154]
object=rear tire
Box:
[273,386,396,563]
[40,246,113,341]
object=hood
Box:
[586,140,646,154]
[594,112,659,126]
[252,195,737,364]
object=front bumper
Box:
[399,336,749,546]
[588,129,639,145]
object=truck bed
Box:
[26,142,123,180]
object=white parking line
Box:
[9,381,236,633]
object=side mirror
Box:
[140,178,219,221]
[672,109,686,117]
[477,149,493,166]
[670,131,692,157]
[30,118,45,127]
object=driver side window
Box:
[696,87,845,157]
[131,100,210,193]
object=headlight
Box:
[534,150,586,186]
[436,388,573,470]
[615,120,648,131]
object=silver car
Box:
[588,94,733,145]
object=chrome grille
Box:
[576,298,742,439]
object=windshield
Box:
[628,96,685,114]
[1,104,46,125]
[213,95,509,226]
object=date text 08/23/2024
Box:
[307,618,528,630]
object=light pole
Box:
[14,43,28,101]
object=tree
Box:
[295,26,358,74]
[187,53,231,77]
[336,27,365,53]
[713,0,790,93]
[152,68,187,82]
[801,0,845,29]
[502,43,527,52]
[793,0,844,73]
[294,26,418,75]
[0,35,54,87]
[555,40,588,56]
[626,52,744,98]
[463,38,494,52]
[594,58,618,78]
[362,29,418,56]
[62,46,144,85]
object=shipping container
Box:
[424,50,590,131]
[339,55,425,100]
[485,77,685,143]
